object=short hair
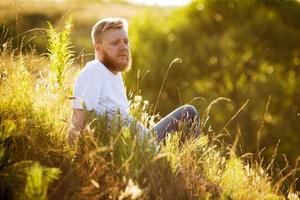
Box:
[91,17,128,44]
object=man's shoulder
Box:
[81,60,102,74]
[74,60,103,84]
[77,60,104,79]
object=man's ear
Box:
[94,43,102,52]
[94,43,103,58]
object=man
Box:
[68,17,200,145]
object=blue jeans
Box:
[151,104,200,142]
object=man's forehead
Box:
[102,28,128,40]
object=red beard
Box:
[101,50,132,73]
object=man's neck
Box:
[95,57,118,75]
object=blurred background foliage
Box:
[0,0,299,187]
[127,0,300,171]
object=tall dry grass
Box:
[0,17,299,200]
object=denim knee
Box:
[182,104,199,119]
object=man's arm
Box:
[67,108,87,146]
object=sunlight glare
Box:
[129,0,191,7]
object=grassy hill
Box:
[0,13,299,199]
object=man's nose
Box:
[119,42,128,50]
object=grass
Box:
[0,18,300,200]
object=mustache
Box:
[117,51,129,57]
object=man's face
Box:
[97,28,131,73]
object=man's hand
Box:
[67,109,86,146]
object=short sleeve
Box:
[72,66,102,111]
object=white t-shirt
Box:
[72,59,129,116]
[72,59,149,136]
